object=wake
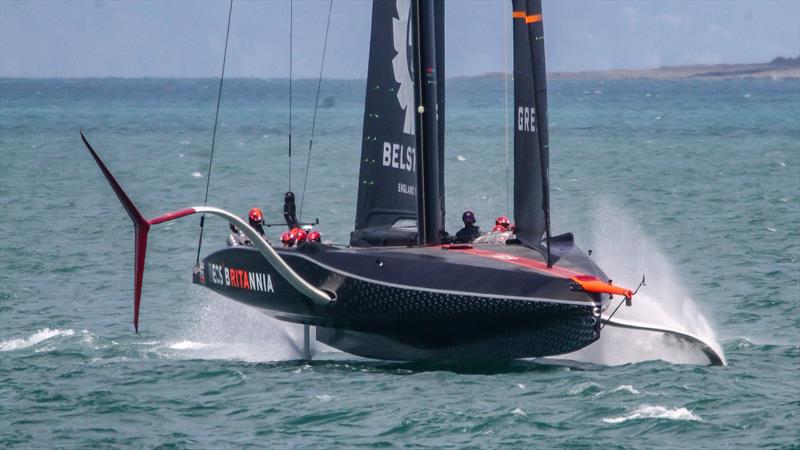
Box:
[0,328,75,352]
[603,405,703,424]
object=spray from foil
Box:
[168,288,338,362]
[563,198,725,366]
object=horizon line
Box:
[2,55,797,81]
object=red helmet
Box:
[492,224,507,233]
[280,231,293,247]
[307,230,321,242]
[289,227,307,243]
[495,216,511,229]
[249,207,264,225]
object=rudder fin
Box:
[80,129,332,333]
[81,129,150,333]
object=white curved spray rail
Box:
[188,206,334,306]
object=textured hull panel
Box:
[318,313,598,361]
[194,243,605,360]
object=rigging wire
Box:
[195,0,234,264]
[503,0,510,217]
[600,298,626,331]
[288,0,293,192]
[298,0,334,221]
[600,277,645,330]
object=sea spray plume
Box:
[168,288,338,362]
[563,198,725,365]
[589,199,722,345]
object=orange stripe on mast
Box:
[512,11,526,19]
[526,14,542,23]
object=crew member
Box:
[290,227,307,245]
[307,230,322,243]
[454,210,481,243]
[281,231,294,247]
[249,207,266,238]
[239,207,266,246]
[283,191,300,230]
[494,216,512,232]
[476,215,514,244]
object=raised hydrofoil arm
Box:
[80,130,332,333]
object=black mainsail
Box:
[512,0,551,259]
[352,0,420,246]
[352,0,444,247]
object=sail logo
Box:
[382,142,416,172]
[207,263,274,293]
[518,106,537,132]
[392,0,415,136]
[397,182,415,196]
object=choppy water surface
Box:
[1,78,798,448]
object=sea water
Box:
[1,78,798,448]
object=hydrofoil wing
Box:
[601,315,726,366]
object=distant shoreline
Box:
[2,57,798,81]
[460,56,800,81]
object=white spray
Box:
[563,199,725,365]
[167,287,337,362]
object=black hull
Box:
[193,240,609,361]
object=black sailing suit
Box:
[454,224,481,244]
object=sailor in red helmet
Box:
[249,207,267,238]
[494,216,512,232]
[474,215,515,244]
[307,230,322,243]
[280,231,294,247]
[290,227,307,245]
[236,207,267,246]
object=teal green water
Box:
[1,78,798,448]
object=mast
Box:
[434,0,446,233]
[413,0,442,245]
[526,0,552,266]
[511,0,551,263]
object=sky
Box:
[1,0,798,78]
